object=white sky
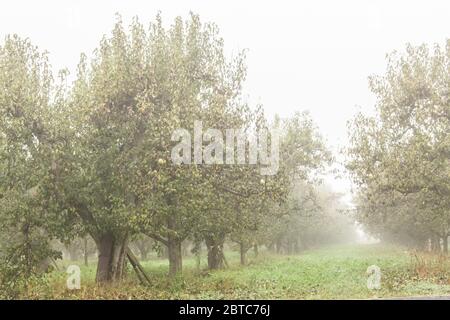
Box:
[1,0,449,203]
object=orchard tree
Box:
[49,16,158,282]
[0,35,70,295]
[347,41,450,251]
[49,13,260,279]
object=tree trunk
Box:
[167,238,182,277]
[294,239,300,253]
[95,233,128,283]
[443,236,448,255]
[166,213,183,277]
[135,239,151,261]
[195,251,201,270]
[205,236,225,270]
[67,244,79,261]
[84,237,88,266]
[136,243,149,260]
[431,236,440,252]
[287,239,292,254]
[240,242,246,266]
[276,238,282,254]
[254,243,259,257]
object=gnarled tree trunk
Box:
[205,235,225,270]
[95,233,129,283]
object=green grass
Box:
[24,244,450,299]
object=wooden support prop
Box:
[126,247,151,286]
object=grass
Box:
[21,244,450,299]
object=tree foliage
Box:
[347,41,450,251]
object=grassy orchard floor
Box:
[28,244,450,299]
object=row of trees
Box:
[60,179,356,268]
[347,41,449,252]
[0,14,354,295]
